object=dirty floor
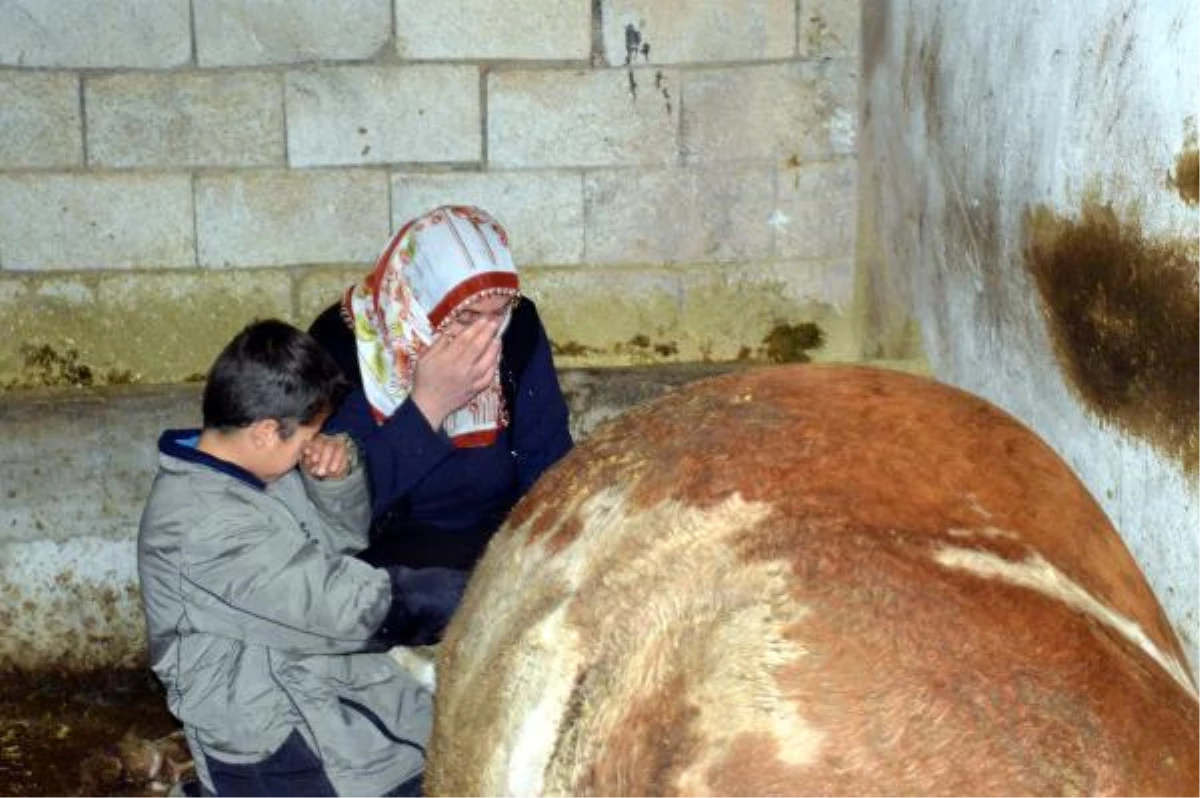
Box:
[0,668,184,797]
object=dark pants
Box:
[205,730,335,797]
[177,768,422,792]
[203,729,424,797]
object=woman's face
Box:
[440,294,515,338]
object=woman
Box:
[309,205,573,573]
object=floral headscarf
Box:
[344,205,519,447]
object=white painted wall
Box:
[860,0,1199,674]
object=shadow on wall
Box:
[1024,192,1199,474]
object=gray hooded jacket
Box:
[138,429,431,796]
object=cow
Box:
[426,364,1199,796]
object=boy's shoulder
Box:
[142,435,275,536]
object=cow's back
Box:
[428,364,1198,796]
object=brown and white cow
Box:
[427,364,1198,796]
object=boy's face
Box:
[251,417,325,483]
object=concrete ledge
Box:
[0,362,749,671]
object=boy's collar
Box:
[158,428,267,491]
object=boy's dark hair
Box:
[202,319,349,437]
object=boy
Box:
[138,319,465,797]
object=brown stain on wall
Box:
[0,574,145,672]
[761,322,825,363]
[6,343,137,389]
[1025,199,1199,472]
[1171,146,1199,205]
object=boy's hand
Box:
[301,434,352,480]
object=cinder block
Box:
[391,171,584,265]
[87,72,285,169]
[773,199,856,260]
[522,267,686,363]
[523,262,858,366]
[779,157,857,199]
[286,66,481,167]
[772,167,856,262]
[489,68,680,168]
[773,158,857,259]
[0,275,92,384]
[729,257,856,311]
[0,72,82,169]
[584,166,774,264]
[0,174,194,270]
[676,262,857,360]
[0,269,293,387]
[0,0,190,68]
[195,0,391,66]
[681,60,858,163]
[195,170,390,268]
[95,270,295,380]
[395,0,590,60]
[295,265,372,329]
[600,0,794,66]
[799,0,861,59]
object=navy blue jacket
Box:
[309,297,573,571]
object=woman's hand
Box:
[301,434,352,480]
[410,318,502,430]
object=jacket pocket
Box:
[337,696,426,757]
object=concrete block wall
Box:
[0,0,865,388]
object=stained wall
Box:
[0,0,861,387]
[858,0,1199,673]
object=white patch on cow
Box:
[559,491,828,789]
[508,708,552,796]
[964,493,994,519]
[932,545,1197,697]
[679,591,826,783]
[439,488,829,794]
[946,525,1018,540]
[502,605,576,797]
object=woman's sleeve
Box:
[324,389,455,518]
[512,310,574,495]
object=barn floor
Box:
[0,668,184,797]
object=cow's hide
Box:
[428,364,1198,796]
